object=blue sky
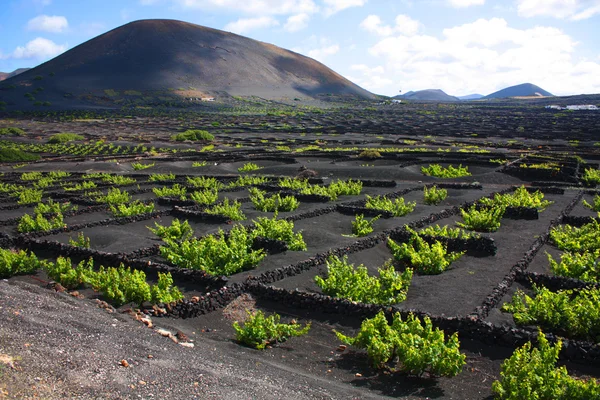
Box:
[1,0,599,96]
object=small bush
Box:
[148,173,175,182]
[550,219,600,252]
[69,232,91,248]
[365,195,415,217]
[148,219,194,242]
[109,200,155,217]
[582,195,600,211]
[0,248,43,278]
[171,129,214,142]
[47,133,84,143]
[18,211,65,232]
[233,310,311,349]
[251,213,306,250]
[548,250,600,282]
[238,162,262,173]
[423,185,448,205]
[419,224,480,239]
[205,198,245,221]
[0,127,25,136]
[358,149,382,159]
[351,214,380,237]
[421,164,471,178]
[328,179,362,199]
[249,188,299,212]
[15,188,44,205]
[131,162,154,170]
[34,199,76,215]
[582,168,600,186]
[95,187,130,205]
[189,188,219,205]
[0,148,39,162]
[152,184,187,199]
[457,205,503,232]
[186,176,222,189]
[479,186,552,211]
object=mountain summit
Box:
[395,89,459,102]
[483,83,553,99]
[1,19,373,107]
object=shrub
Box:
[492,331,600,400]
[249,188,299,212]
[502,285,600,341]
[421,164,471,178]
[69,232,90,248]
[278,177,310,191]
[63,181,97,192]
[188,188,219,205]
[95,187,130,205]
[0,248,43,278]
[582,195,600,211]
[315,255,412,305]
[328,179,362,199]
[109,200,155,217]
[238,162,262,172]
[205,198,245,221]
[251,213,306,250]
[152,184,187,199]
[388,229,464,275]
[419,224,480,239]
[0,148,39,162]
[0,127,25,136]
[582,168,600,186]
[34,199,76,214]
[351,214,380,237]
[102,175,136,185]
[160,224,265,275]
[20,171,43,181]
[336,311,465,377]
[423,185,448,205]
[192,161,208,167]
[186,176,222,189]
[171,129,214,142]
[47,133,84,143]
[550,220,600,252]
[233,310,311,349]
[45,257,93,289]
[150,272,184,304]
[479,186,552,211]
[148,219,194,242]
[358,149,382,159]
[148,173,175,182]
[457,205,504,232]
[131,162,154,170]
[548,250,600,282]
[227,175,269,188]
[18,212,64,233]
[365,195,416,217]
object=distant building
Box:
[566,105,598,110]
[545,105,562,110]
[392,99,402,103]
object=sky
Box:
[1,0,599,97]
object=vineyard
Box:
[1,104,600,399]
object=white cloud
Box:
[516,0,600,20]
[360,14,419,36]
[224,16,279,34]
[363,17,600,96]
[284,13,310,32]
[347,64,393,91]
[10,37,66,59]
[26,15,68,33]
[307,44,339,62]
[33,0,52,6]
[447,0,485,7]
[323,0,367,16]
[175,0,319,15]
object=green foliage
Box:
[152,184,187,199]
[0,127,25,136]
[148,219,193,242]
[582,195,600,211]
[48,171,71,179]
[419,224,480,239]
[171,129,214,142]
[358,149,382,159]
[0,248,43,278]
[315,255,412,305]
[0,148,39,162]
[205,198,245,221]
[233,310,311,349]
[251,213,306,250]
[548,250,600,282]
[186,176,223,189]
[502,285,600,341]
[160,224,265,275]
[69,232,90,248]
[328,179,363,199]
[188,188,219,205]
[278,177,310,191]
[457,205,504,232]
[479,186,552,211]
[34,199,76,215]
[94,187,130,205]
[492,331,600,400]
[18,211,64,233]
[249,188,299,212]
[44,257,93,289]
[63,180,97,192]
[131,162,155,170]
[192,161,208,167]
[550,220,600,252]
[351,214,380,237]
[582,168,600,186]
[421,164,471,178]
[20,171,43,181]
[47,133,84,143]
[226,175,269,188]
[238,162,262,172]
[150,272,184,305]
[365,195,416,217]
[101,174,136,185]
[388,229,464,275]
[520,162,559,171]
[336,311,465,377]
[109,200,155,217]
[423,185,448,205]
[148,173,175,182]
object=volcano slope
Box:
[0,19,374,110]
[1,102,600,399]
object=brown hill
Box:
[0,68,30,81]
[0,19,373,108]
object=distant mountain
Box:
[0,68,30,81]
[0,19,373,109]
[458,94,484,100]
[395,89,459,102]
[483,83,553,99]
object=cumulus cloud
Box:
[516,0,600,20]
[307,44,339,62]
[348,64,392,91]
[322,0,368,16]
[10,37,66,59]
[176,0,319,15]
[360,14,419,36]
[360,17,600,96]
[26,15,68,33]
[447,0,485,7]
[284,13,310,32]
[224,16,279,34]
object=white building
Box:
[566,105,598,110]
